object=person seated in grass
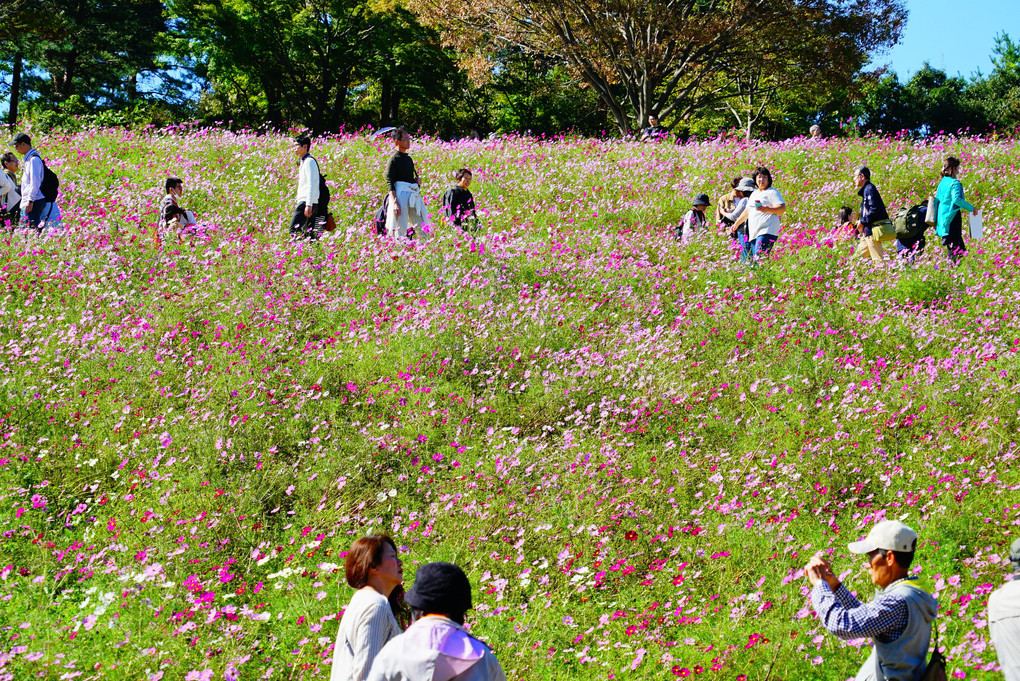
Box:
[368,562,506,681]
[443,169,478,232]
[159,177,195,229]
[805,521,938,681]
[675,193,710,240]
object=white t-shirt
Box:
[747,187,785,241]
[990,580,1020,681]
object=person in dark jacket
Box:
[159,177,191,227]
[443,169,477,231]
[851,166,891,263]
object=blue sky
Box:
[873,0,1020,79]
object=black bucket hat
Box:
[405,562,473,615]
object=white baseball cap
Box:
[847,520,918,554]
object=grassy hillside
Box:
[1,127,1019,680]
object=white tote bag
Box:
[968,210,983,239]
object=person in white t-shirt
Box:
[990,538,1020,681]
[732,166,786,260]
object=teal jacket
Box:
[934,176,975,237]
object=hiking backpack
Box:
[40,159,59,203]
[892,204,926,241]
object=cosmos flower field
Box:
[2,126,1020,680]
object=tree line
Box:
[1,0,1019,139]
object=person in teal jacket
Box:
[934,156,976,262]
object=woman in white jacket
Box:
[330,535,407,681]
[0,152,21,225]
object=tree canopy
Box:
[2,0,1020,139]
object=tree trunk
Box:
[8,49,22,129]
[380,76,393,125]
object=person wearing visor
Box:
[989,538,1020,680]
[367,562,506,681]
[804,520,938,681]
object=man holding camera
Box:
[804,520,938,681]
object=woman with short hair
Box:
[330,535,407,681]
[934,156,976,263]
[733,167,786,260]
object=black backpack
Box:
[40,158,59,203]
[312,157,329,207]
[892,204,926,240]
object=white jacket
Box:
[296,154,321,207]
[367,616,506,681]
[0,171,19,211]
[21,149,45,208]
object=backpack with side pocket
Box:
[40,158,59,203]
[892,203,926,241]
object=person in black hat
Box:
[676,193,710,240]
[367,562,506,681]
[989,538,1020,680]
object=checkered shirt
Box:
[811,578,911,643]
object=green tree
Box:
[968,33,1020,132]
[23,0,167,107]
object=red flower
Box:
[625,531,638,541]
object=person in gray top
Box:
[368,562,506,681]
[805,521,938,681]
[990,538,1020,681]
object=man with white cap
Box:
[804,520,939,681]
[989,538,1020,680]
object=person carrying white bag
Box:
[384,127,430,240]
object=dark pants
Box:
[941,212,965,262]
[289,201,327,241]
[2,207,19,227]
[24,200,49,230]
[896,235,926,261]
[752,234,777,258]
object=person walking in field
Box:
[715,176,742,226]
[726,177,756,261]
[851,166,892,263]
[330,535,407,681]
[989,538,1020,681]
[385,127,430,239]
[10,132,51,230]
[675,193,710,240]
[732,167,786,260]
[804,520,938,681]
[290,135,330,241]
[367,562,507,681]
[934,156,977,263]
[0,152,20,226]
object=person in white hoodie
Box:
[805,521,939,681]
[367,562,506,681]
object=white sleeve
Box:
[308,158,320,206]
